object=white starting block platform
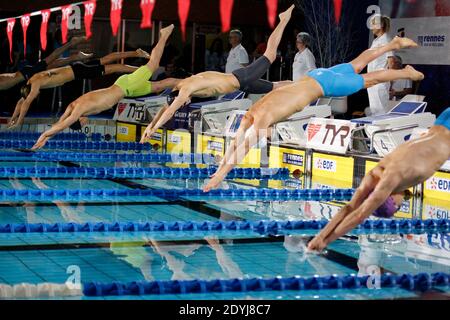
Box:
[190,91,251,136]
[350,100,436,156]
[273,105,332,147]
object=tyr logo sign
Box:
[322,124,351,146]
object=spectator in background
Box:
[225,29,249,73]
[388,55,413,100]
[205,38,226,72]
[367,15,394,115]
[292,32,316,81]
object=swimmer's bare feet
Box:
[405,65,424,81]
[136,48,150,59]
[279,4,295,22]
[160,24,175,39]
[391,36,419,50]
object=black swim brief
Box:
[70,60,105,80]
[19,60,48,80]
[231,56,273,94]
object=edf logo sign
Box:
[427,177,450,193]
[315,158,336,172]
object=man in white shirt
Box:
[367,15,394,115]
[225,29,250,73]
[388,55,413,100]
[292,32,316,81]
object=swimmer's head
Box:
[167,90,179,105]
[20,84,32,99]
[69,120,82,131]
[296,32,312,50]
[369,14,391,34]
[229,29,243,46]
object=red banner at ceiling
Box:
[140,0,156,29]
[178,0,190,41]
[84,0,97,39]
[110,0,123,36]
[334,0,343,24]
[6,18,15,63]
[220,0,234,33]
[20,14,31,58]
[40,10,51,51]
[265,0,277,29]
[61,5,73,43]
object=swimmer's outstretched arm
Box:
[31,108,83,150]
[7,98,24,128]
[204,125,269,192]
[140,104,169,143]
[141,88,192,142]
[8,83,40,129]
[308,124,450,251]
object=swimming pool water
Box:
[0,151,449,300]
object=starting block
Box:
[114,89,171,124]
[190,91,251,135]
[273,105,332,147]
[350,100,436,156]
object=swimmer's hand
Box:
[307,236,327,252]
[31,134,50,150]
[140,125,153,144]
[202,173,225,193]
[7,116,22,129]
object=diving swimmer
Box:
[139,5,296,143]
[0,36,90,91]
[203,36,424,192]
[31,25,180,150]
[7,49,151,128]
[308,107,450,251]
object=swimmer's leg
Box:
[151,78,181,93]
[263,5,295,63]
[104,64,138,75]
[146,24,175,73]
[362,65,424,88]
[100,49,150,65]
[45,36,87,67]
[350,37,418,73]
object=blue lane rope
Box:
[0,152,215,163]
[0,166,289,180]
[82,272,450,296]
[0,188,355,202]
[0,218,447,234]
[0,132,101,141]
[0,140,152,151]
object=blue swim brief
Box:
[435,107,450,131]
[307,63,365,97]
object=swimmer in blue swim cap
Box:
[308,110,450,251]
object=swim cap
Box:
[372,196,399,218]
